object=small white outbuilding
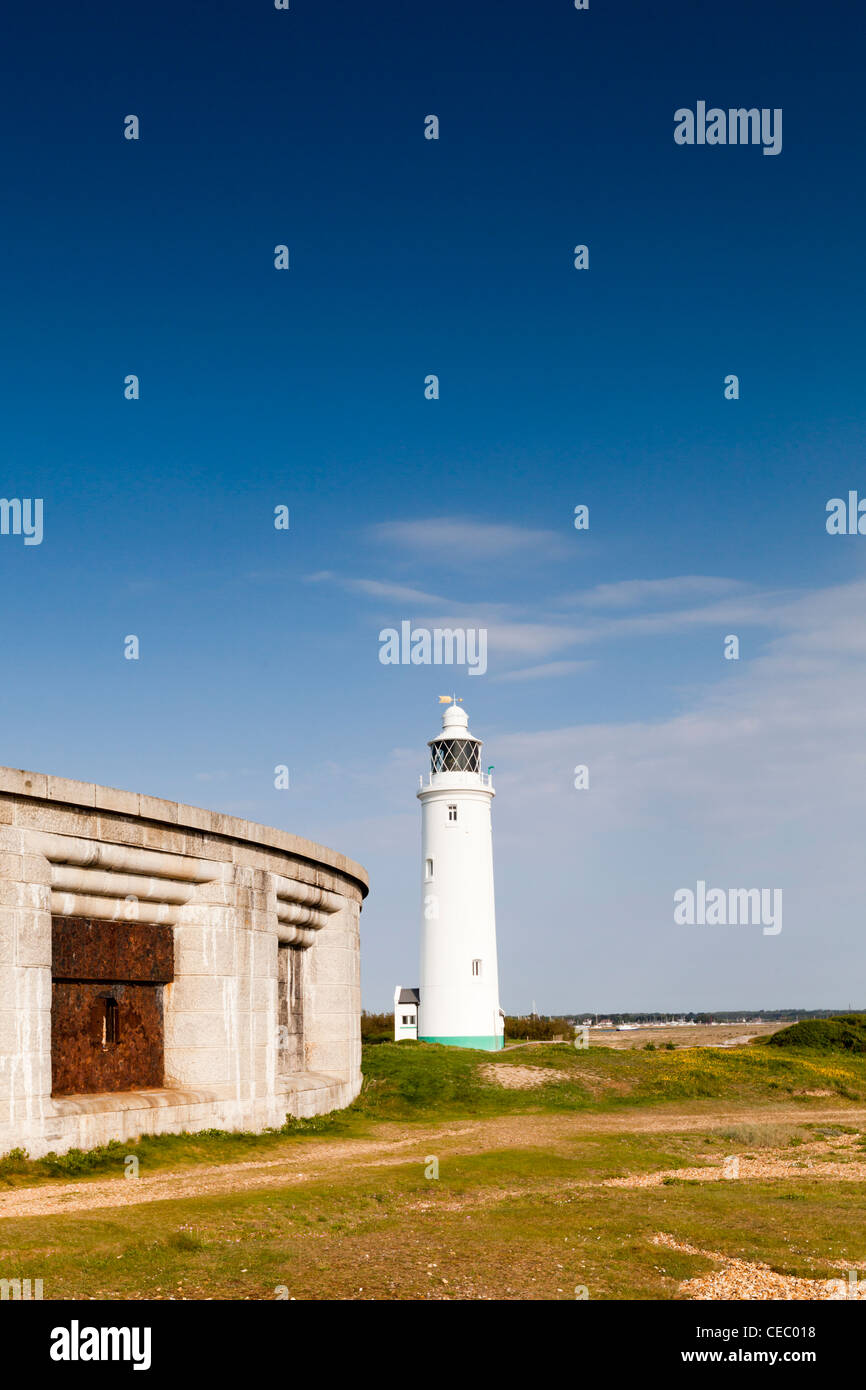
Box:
[394,986,419,1040]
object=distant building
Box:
[394,986,419,1040]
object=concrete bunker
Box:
[0,768,367,1157]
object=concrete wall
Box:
[0,767,367,1157]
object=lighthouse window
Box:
[425,858,434,880]
[472,958,482,977]
[447,804,457,822]
[431,739,481,774]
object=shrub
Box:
[765,1015,866,1053]
[38,1140,129,1177]
[504,1016,573,1042]
[0,1147,30,1180]
[361,1011,394,1044]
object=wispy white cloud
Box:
[306,566,797,670]
[566,576,751,608]
[371,517,568,559]
[573,591,794,641]
[494,660,594,682]
[344,578,452,606]
[428,616,583,660]
[502,577,865,827]
[470,578,866,1008]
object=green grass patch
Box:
[3,1039,865,1190]
[715,1124,806,1149]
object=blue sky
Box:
[1,0,865,1012]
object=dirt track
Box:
[3,1103,865,1221]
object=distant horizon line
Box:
[364,1005,863,1018]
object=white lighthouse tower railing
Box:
[419,769,495,790]
[416,699,504,1051]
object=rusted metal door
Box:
[51,917,174,1096]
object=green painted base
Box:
[419,1035,504,1052]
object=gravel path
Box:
[653,1233,866,1300]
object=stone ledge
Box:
[0,765,368,898]
[49,1085,229,1116]
[3,1072,362,1157]
[48,1072,353,1118]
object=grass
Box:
[2,1132,865,1300]
[2,1039,865,1187]
[2,1039,866,1299]
[358,1038,866,1115]
[0,1112,356,1188]
[715,1124,806,1149]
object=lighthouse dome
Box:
[442,702,469,733]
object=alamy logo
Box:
[674,103,782,156]
[674,880,782,936]
[0,1277,43,1300]
[50,1320,152,1371]
[379,622,487,676]
[826,492,866,534]
[0,498,43,545]
[827,1270,866,1300]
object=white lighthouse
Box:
[395,698,504,1051]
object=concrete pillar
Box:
[303,894,361,1079]
[0,831,52,1149]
